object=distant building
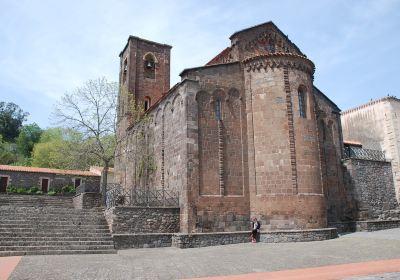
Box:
[341,96,400,201]
[0,165,100,193]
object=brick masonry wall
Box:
[314,88,351,223]
[343,158,399,220]
[72,192,102,209]
[0,170,100,192]
[243,56,327,230]
[104,206,180,234]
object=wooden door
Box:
[0,177,8,192]
[41,178,49,193]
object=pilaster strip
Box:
[283,65,298,194]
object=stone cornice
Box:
[243,53,315,75]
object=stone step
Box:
[0,223,109,231]
[0,228,111,234]
[0,249,117,257]
[0,231,112,237]
[0,237,113,242]
[0,220,108,226]
[0,240,113,246]
[0,245,115,251]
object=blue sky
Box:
[1,0,399,128]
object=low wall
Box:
[330,219,400,233]
[105,206,180,234]
[172,228,338,249]
[72,192,102,209]
[113,233,173,249]
[356,219,400,232]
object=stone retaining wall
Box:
[113,233,173,249]
[72,193,102,209]
[330,219,400,233]
[105,206,180,234]
[356,219,400,232]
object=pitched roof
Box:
[0,165,100,177]
[229,21,304,56]
[206,47,232,66]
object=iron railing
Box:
[106,184,179,209]
[344,146,386,161]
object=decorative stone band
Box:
[242,53,315,76]
[112,228,338,249]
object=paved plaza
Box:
[2,228,400,280]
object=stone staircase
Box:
[0,194,116,256]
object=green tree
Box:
[0,135,18,164]
[16,123,42,157]
[31,128,101,169]
[53,77,118,202]
[0,102,29,142]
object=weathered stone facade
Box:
[343,158,399,220]
[114,22,344,234]
[341,97,400,201]
[105,206,180,234]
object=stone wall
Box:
[73,192,102,209]
[314,87,351,223]
[105,206,180,234]
[0,170,100,192]
[172,228,337,248]
[341,97,400,201]
[343,158,399,220]
[113,233,173,249]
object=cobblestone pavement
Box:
[7,228,400,280]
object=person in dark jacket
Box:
[251,217,260,243]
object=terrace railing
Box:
[106,184,179,209]
[344,146,386,162]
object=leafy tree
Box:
[0,102,29,142]
[53,77,118,202]
[16,123,42,157]
[31,128,101,169]
[0,135,18,164]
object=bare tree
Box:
[53,77,118,202]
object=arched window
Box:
[298,87,307,118]
[144,96,151,111]
[144,54,155,79]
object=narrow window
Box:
[144,96,151,111]
[144,54,155,79]
[268,39,275,53]
[122,58,128,84]
[215,99,222,121]
[298,87,307,118]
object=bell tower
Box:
[118,36,172,125]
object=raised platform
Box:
[329,219,400,233]
[112,228,338,249]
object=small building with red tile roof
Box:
[0,165,100,193]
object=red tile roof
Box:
[0,165,100,177]
[206,47,232,66]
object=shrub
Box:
[16,188,27,194]
[6,185,17,193]
[47,189,57,196]
[62,185,76,194]
[27,186,39,194]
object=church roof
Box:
[119,36,172,57]
[229,21,304,56]
[313,86,341,112]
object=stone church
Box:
[114,22,353,234]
